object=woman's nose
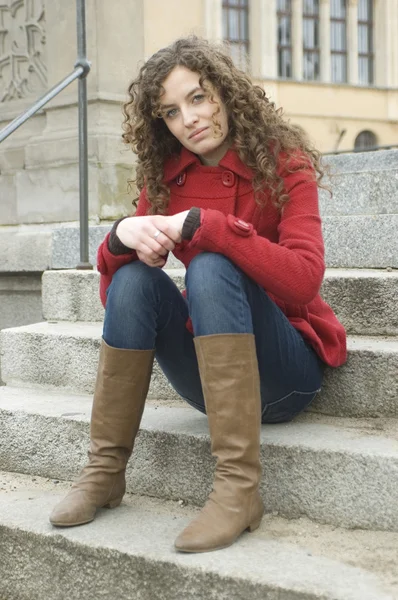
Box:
[182,108,199,127]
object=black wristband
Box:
[107,217,134,255]
[181,207,201,241]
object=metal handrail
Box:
[0,68,84,143]
[0,0,92,269]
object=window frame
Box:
[277,0,293,79]
[222,0,250,70]
[354,129,378,151]
[303,0,320,81]
[358,0,374,85]
[330,0,348,83]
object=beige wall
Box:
[140,0,398,154]
[144,0,205,58]
[0,0,396,226]
[260,80,398,152]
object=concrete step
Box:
[320,268,398,336]
[42,267,184,323]
[1,321,397,418]
[2,214,396,273]
[42,267,398,336]
[0,273,42,331]
[50,215,398,270]
[6,212,396,277]
[2,149,398,275]
[1,388,398,534]
[0,222,181,274]
[1,472,396,600]
[320,149,398,216]
[0,222,183,273]
[322,214,398,268]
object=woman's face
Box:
[159,66,229,163]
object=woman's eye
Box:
[193,94,205,103]
[166,108,178,119]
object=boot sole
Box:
[175,519,262,553]
[50,497,123,527]
[50,517,95,528]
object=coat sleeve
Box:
[189,160,325,305]
[97,188,151,307]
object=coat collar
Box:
[163,146,254,183]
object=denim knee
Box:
[186,252,252,335]
[104,261,170,349]
[106,261,162,317]
[186,252,236,299]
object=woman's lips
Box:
[189,127,208,140]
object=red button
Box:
[235,219,250,231]
[176,172,186,186]
[227,213,252,236]
[222,171,235,187]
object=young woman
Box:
[50,37,347,553]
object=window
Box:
[222,0,250,70]
[277,0,292,78]
[330,0,347,83]
[354,130,377,150]
[303,0,320,80]
[358,0,374,85]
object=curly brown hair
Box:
[122,36,327,215]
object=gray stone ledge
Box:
[319,150,398,216]
[51,225,185,270]
[0,223,185,273]
[319,170,398,216]
[1,390,398,535]
[322,215,398,268]
[323,149,398,175]
[41,268,398,336]
[321,268,398,335]
[1,210,397,273]
[42,270,105,323]
[42,268,185,323]
[51,225,111,270]
[0,226,52,272]
[0,479,394,600]
[49,215,398,270]
[1,322,397,418]
[0,274,42,292]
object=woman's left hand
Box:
[135,211,190,267]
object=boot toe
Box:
[174,532,205,553]
[49,493,95,527]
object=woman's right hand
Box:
[116,216,182,268]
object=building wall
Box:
[141,0,398,153]
[143,0,205,58]
[0,0,397,228]
[260,79,398,152]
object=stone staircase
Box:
[0,150,398,599]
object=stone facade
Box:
[0,0,146,226]
[0,0,397,331]
[0,0,47,102]
[0,0,397,227]
[0,0,398,225]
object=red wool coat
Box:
[97,147,347,367]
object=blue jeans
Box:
[103,253,324,424]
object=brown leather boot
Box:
[174,333,264,553]
[50,340,154,527]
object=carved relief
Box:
[0,0,46,102]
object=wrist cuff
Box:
[108,217,134,255]
[181,207,201,241]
